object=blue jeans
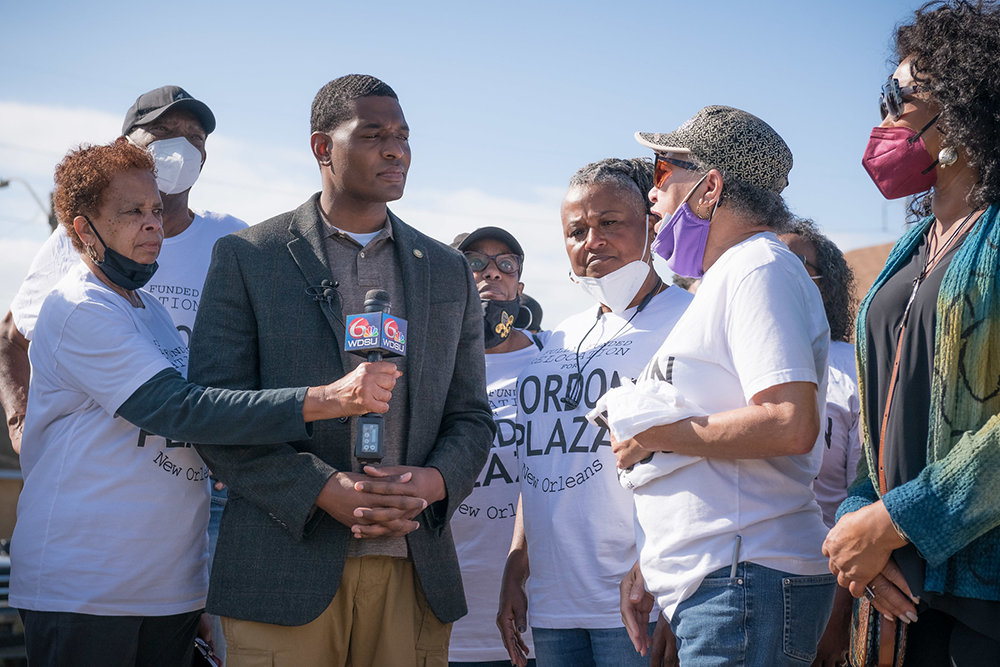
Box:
[531,624,655,667]
[671,562,836,667]
[208,483,227,560]
[450,661,536,667]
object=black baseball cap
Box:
[122,85,216,137]
[451,226,524,257]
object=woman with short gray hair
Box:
[611,106,836,666]
[497,157,693,667]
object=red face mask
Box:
[862,116,939,200]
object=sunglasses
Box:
[464,251,521,275]
[653,154,700,189]
[879,77,924,121]
[794,253,823,280]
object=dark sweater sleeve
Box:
[117,368,312,446]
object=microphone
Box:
[305,279,340,305]
[362,290,390,363]
[345,290,407,359]
[345,290,407,465]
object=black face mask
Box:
[85,216,158,291]
[482,297,520,349]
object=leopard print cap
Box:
[636,105,792,193]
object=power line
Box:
[0,140,309,197]
[0,141,63,158]
[0,213,42,225]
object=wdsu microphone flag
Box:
[344,312,407,358]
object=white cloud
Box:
[0,99,596,326]
[393,187,594,327]
[4,99,899,331]
[0,100,122,167]
[0,101,123,241]
[193,136,318,224]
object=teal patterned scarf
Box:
[851,203,1000,599]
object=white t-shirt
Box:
[8,227,79,339]
[11,210,246,345]
[633,233,831,621]
[516,286,693,628]
[450,340,539,662]
[10,264,209,615]
[814,340,862,528]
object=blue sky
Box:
[1,0,923,324]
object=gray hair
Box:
[568,157,654,215]
[689,155,793,233]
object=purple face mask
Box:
[651,176,714,279]
[862,116,939,200]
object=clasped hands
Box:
[308,361,446,539]
[317,464,445,539]
[822,501,920,625]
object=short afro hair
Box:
[53,137,156,252]
[568,157,655,216]
[311,74,398,134]
[685,154,793,233]
[896,1,1000,216]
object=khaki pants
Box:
[223,556,451,667]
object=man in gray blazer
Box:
[188,75,494,667]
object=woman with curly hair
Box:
[780,220,862,667]
[823,1,1000,663]
[780,219,860,526]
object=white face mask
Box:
[570,228,652,314]
[147,136,203,195]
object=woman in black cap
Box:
[611,106,835,666]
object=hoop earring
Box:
[85,244,99,262]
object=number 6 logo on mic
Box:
[383,317,405,345]
[349,317,379,339]
[344,312,407,358]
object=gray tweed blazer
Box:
[189,194,494,626]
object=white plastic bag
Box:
[586,379,708,490]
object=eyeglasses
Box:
[464,251,521,275]
[653,154,700,189]
[879,77,924,121]
[794,253,823,280]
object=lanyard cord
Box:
[561,277,663,409]
[876,208,981,493]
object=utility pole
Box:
[0,177,58,231]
